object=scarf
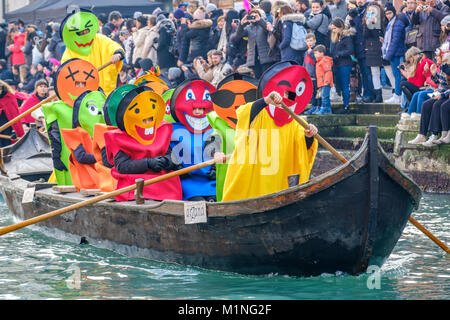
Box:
[382,16,396,60]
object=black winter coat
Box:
[363,26,384,67]
[330,27,356,68]
[185,19,213,62]
[156,19,177,69]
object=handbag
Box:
[267,32,276,50]
[405,27,419,46]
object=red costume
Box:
[104,121,182,202]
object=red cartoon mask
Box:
[259,62,313,127]
[170,79,216,133]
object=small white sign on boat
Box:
[184,201,207,224]
[22,187,35,204]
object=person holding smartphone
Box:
[411,0,449,59]
[231,8,276,78]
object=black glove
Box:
[53,158,67,171]
[147,157,170,173]
[206,165,216,181]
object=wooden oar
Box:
[274,96,449,254]
[0,134,13,140]
[0,60,116,134]
[0,156,226,236]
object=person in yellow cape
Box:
[60,8,124,96]
[221,62,319,201]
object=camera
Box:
[247,15,256,21]
[421,5,428,9]
[232,19,240,25]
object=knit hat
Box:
[206,4,217,14]
[35,79,49,89]
[441,15,450,27]
[193,7,206,20]
[174,8,185,20]
[384,2,396,15]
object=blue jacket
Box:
[279,13,307,63]
[384,14,408,62]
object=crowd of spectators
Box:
[0,0,449,146]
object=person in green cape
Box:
[60,91,106,191]
[43,58,100,185]
[209,73,258,201]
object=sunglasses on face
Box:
[211,88,257,108]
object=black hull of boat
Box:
[0,127,421,276]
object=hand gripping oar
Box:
[0,155,229,236]
[272,95,449,254]
[0,60,117,134]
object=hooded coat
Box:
[10,33,26,66]
[186,19,213,62]
[279,13,307,63]
[156,18,177,69]
[330,26,356,68]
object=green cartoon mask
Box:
[61,9,99,56]
[73,91,106,138]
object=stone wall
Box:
[393,118,450,193]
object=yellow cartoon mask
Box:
[116,86,165,145]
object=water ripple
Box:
[0,193,448,300]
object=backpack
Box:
[290,23,307,51]
[162,22,178,58]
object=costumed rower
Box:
[104,86,182,202]
[209,73,258,201]
[60,8,124,96]
[60,90,106,191]
[169,78,218,201]
[95,84,140,192]
[222,61,319,201]
[43,58,100,186]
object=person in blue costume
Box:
[169,78,219,201]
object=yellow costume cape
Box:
[61,34,123,96]
[222,102,318,201]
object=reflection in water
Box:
[0,194,448,300]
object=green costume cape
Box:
[43,101,74,185]
[206,111,236,202]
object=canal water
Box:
[0,193,448,300]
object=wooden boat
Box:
[0,127,422,277]
[1,125,52,182]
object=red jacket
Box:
[10,33,26,66]
[408,56,436,88]
[316,56,334,88]
[0,92,25,137]
[19,93,41,124]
